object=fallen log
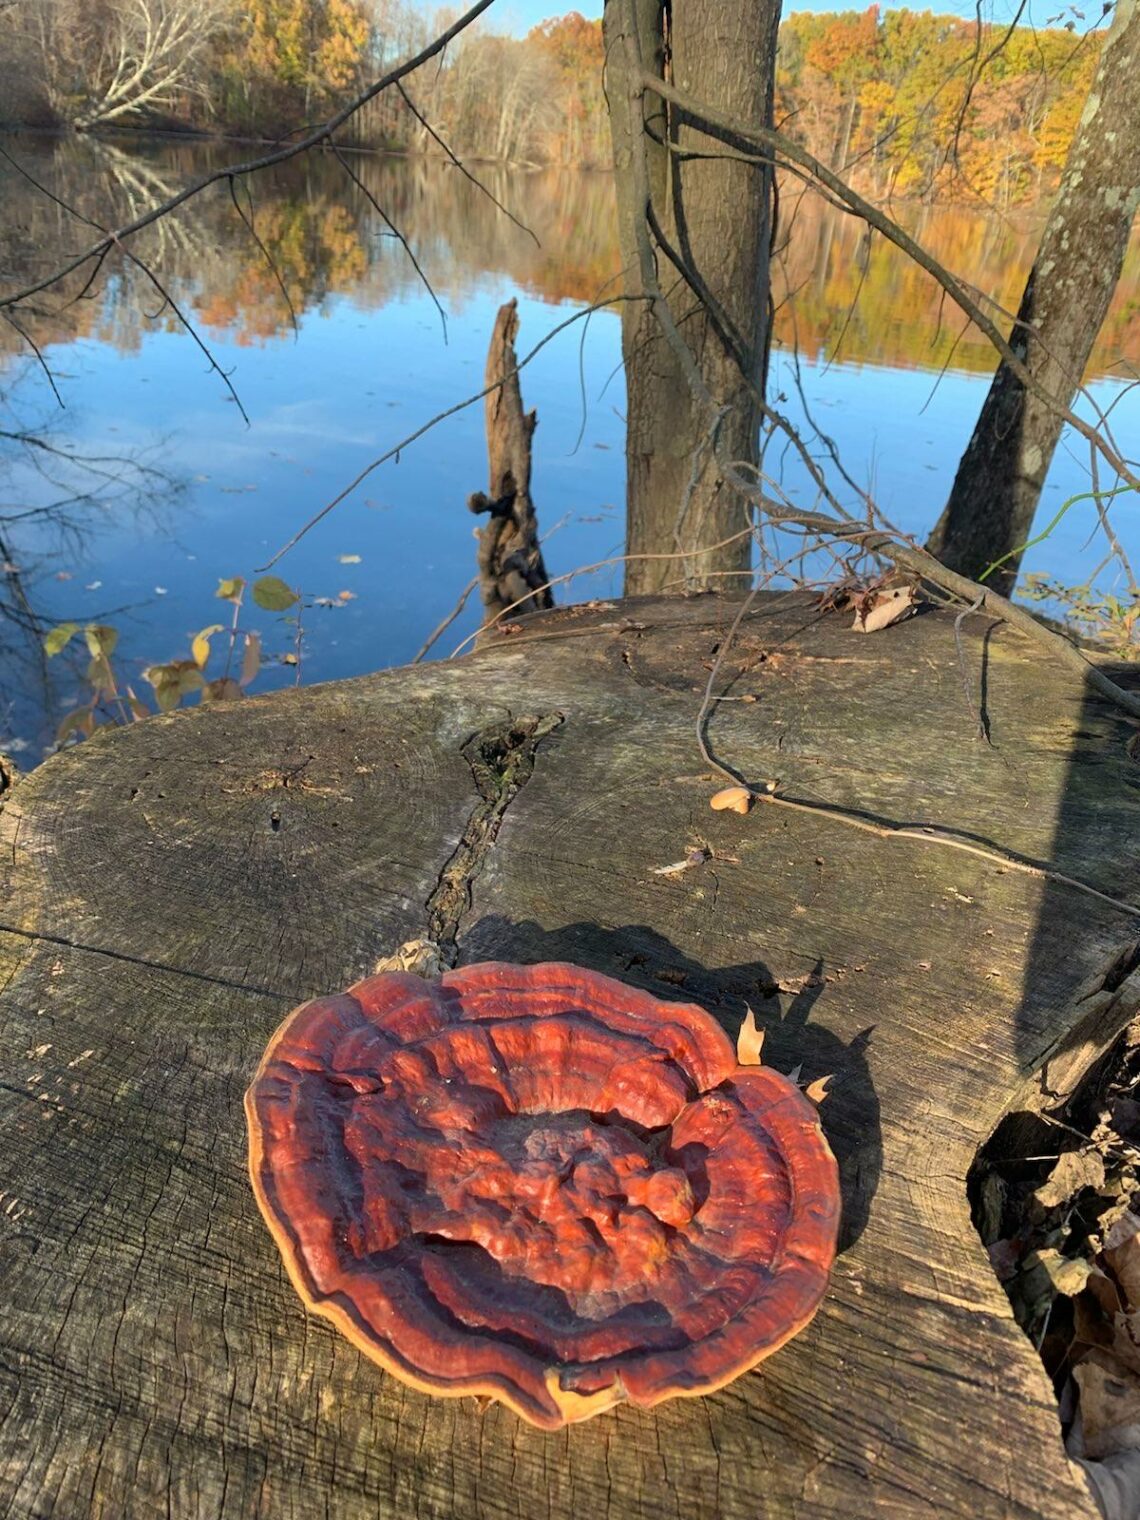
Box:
[1,592,1137,1518]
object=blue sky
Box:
[491,0,1071,33]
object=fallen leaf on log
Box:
[737,1006,764,1066]
[851,585,919,634]
[1090,1266,1126,1314]
[710,786,752,814]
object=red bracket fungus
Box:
[245,961,840,1429]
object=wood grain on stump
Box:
[1,592,1138,1518]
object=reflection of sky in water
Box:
[2,152,1138,758]
[3,285,629,755]
[767,348,1140,588]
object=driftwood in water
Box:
[1,593,1139,1518]
[468,298,553,624]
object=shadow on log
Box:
[468,298,554,628]
[1,593,1139,1517]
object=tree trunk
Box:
[926,0,1140,594]
[835,91,857,171]
[604,0,780,595]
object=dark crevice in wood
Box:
[0,920,291,1000]
[0,754,17,801]
[425,713,563,968]
[1034,946,1140,1109]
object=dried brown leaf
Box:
[1074,1350,1140,1459]
[1089,1265,1126,1319]
[372,939,443,979]
[710,785,752,814]
[1035,1148,1107,1210]
[804,1074,831,1105]
[1106,1212,1140,1308]
[737,1006,764,1066]
[1033,1247,1093,1298]
[852,584,919,634]
[1112,1312,1140,1377]
[1073,1286,1116,1352]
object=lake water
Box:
[1,133,1138,761]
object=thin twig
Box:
[396,81,540,248]
[695,585,765,787]
[953,595,992,743]
[119,242,250,423]
[228,175,297,337]
[750,787,1140,922]
[413,577,478,663]
[640,70,1140,498]
[3,313,64,407]
[328,139,447,342]
[258,294,647,569]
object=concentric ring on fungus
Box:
[245,961,841,1428]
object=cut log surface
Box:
[1,593,1138,1519]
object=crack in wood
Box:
[426,713,562,968]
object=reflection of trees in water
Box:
[770,184,1140,375]
[2,136,1137,378]
[0,373,182,751]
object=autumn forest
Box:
[0,1,1113,208]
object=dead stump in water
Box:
[467,298,554,627]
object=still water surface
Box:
[1,134,1138,759]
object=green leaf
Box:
[216,576,245,603]
[144,661,202,712]
[252,575,299,612]
[43,623,79,657]
[143,663,180,713]
[83,624,118,659]
[191,624,225,670]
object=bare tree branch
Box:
[639,69,1140,499]
[258,293,650,570]
[395,82,540,247]
[328,139,448,341]
[608,2,1140,723]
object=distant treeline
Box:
[0,2,1103,203]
